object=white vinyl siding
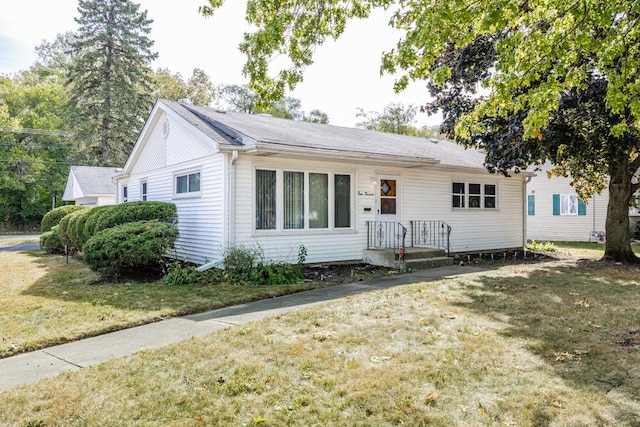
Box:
[404,170,522,253]
[527,163,607,241]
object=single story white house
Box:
[62,166,120,207]
[114,99,533,265]
[527,162,640,242]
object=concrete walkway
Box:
[0,264,486,391]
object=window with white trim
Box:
[255,169,352,231]
[174,171,201,196]
[122,185,128,203]
[141,180,148,201]
[452,182,497,209]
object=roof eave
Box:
[220,143,440,167]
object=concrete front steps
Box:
[362,247,454,269]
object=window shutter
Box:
[528,195,535,216]
[552,194,560,215]
[578,199,587,216]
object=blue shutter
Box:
[527,195,535,216]
[578,199,587,216]
[552,194,560,215]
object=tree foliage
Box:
[200,0,640,262]
[66,0,157,167]
[0,68,74,230]
[219,84,329,122]
[151,68,217,106]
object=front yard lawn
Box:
[0,250,363,358]
[0,255,638,425]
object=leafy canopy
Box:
[200,0,640,263]
[201,1,640,140]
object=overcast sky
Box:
[0,0,440,128]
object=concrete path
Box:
[0,265,486,391]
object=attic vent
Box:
[162,119,170,139]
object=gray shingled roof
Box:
[161,100,488,170]
[71,166,118,195]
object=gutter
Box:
[219,144,440,167]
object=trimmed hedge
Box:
[41,205,86,233]
[83,220,179,274]
[81,205,114,247]
[40,225,64,254]
[93,201,177,236]
[73,208,94,250]
[58,207,90,250]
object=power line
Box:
[0,126,73,137]
[0,142,71,149]
[0,159,93,166]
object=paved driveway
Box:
[0,235,40,252]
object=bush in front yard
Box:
[40,225,64,254]
[83,220,179,275]
[81,205,114,247]
[41,205,86,233]
[93,201,177,236]
[58,207,91,251]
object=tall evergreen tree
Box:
[67,0,157,166]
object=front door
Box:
[376,175,400,224]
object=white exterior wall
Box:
[527,165,608,242]
[232,156,527,264]
[74,195,116,207]
[401,168,526,253]
[233,157,365,264]
[117,111,226,264]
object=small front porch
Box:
[363,247,454,269]
[363,220,454,269]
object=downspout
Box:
[228,149,239,247]
[196,149,239,272]
[523,176,533,248]
[592,196,596,234]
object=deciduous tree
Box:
[200,0,640,262]
[0,68,73,230]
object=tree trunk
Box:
[604,156,638,263]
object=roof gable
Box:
[62,166,118,200]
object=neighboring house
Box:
[62,166,120,207]
[114,99,532,265]
[527,163,640,242]
[526,162,609,242]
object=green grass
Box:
[0,253,639,425]
[0,251,349,358]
